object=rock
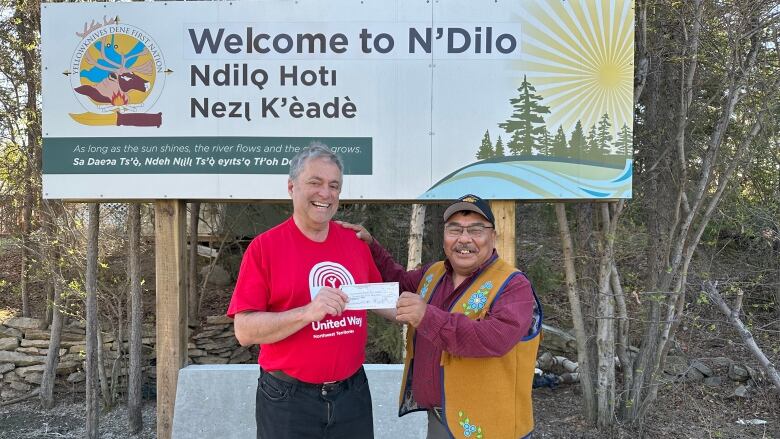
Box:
[711,357,733,368]
[69,345,86,355]
[201,264,233,286]
[664,355,689,376]
[196,338,238,351]
[56,361,83,374]
[67,371,85,383]
[230,349,252,363]
[20,339,53,348]
[192,328,227,339]
[206,315,232,325]
[731,385,749,398]
[0,363,15,374]
[728,364,750,382]
[24,372,43,384]
[1,389,22,398]
[9,381,30,392]
[540,324,577,355]
[0,350,45,366]
[215,330,236,339]
[37,348,68,357]
[704,376,724,387]
[16,347,40,355]
[2,317,42,330]
[690,360,713,377]
[684,368,705,382]
[24,329,83,342]
[61,325,86,335]
[0,325,23,338]
[60,353,84,363]
[193,356,229,365]
[188,349,207,357]
[0,337,19,350]
[14,364,45,379]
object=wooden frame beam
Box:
[490,200,516,267]
[155,200,188,439]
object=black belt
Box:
[264,368,351,394]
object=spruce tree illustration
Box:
[538,126,552,156]
[614,124,632,157]
[586,124,598,157]
[596,113,614,157]
[551,126,568,158]
[568,120,587,158]
[494,135,505,157]
[476,130,494,159]
[498,75,550,156]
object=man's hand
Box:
[336,221,374,245]
[305,287,349,322]
[396,291,426,327]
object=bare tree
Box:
[188,202,201,323]
[704,281,780,394]
[39,203,64,409]
[553,0,780,427]
[127,203,144,433]
[85,204,100,439]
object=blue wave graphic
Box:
[419,158,632,200]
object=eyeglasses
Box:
[444,224,494,238]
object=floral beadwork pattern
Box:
[458,411,483,438]
[462,281,493,316]
[420,274,434,299]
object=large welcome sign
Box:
[41,0,634,200]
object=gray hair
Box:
[288,141,344,180]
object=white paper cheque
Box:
[310,282,399,310]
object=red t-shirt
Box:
[227,218,381,383]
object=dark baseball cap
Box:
[442,194,495,226]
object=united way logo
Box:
[67,16,167,127]
[309,262,355,299]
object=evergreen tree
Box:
[537,126,552,156]
[568,120,587,158]
[498,75,551,156]
[476,130,494,160]
[494,136,505,157]
[614,123,632,156]
[595,113,614,156]
[586,124,598,156]
[551,126,568,158]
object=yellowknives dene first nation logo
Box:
[67,16,168,127]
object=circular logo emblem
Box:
[309,261,355,299]
[69,18,166,127]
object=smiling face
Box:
[288,157,342,237]
[443,211,496,278]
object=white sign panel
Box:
[41,0,634,200]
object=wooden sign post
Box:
[490,200,516,267]
[154,200,188,439]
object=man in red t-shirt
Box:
[227,143,381,439]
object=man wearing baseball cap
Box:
[341,194,542,438]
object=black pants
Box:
[255,367,374,439]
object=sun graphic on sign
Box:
[519,0,634,134]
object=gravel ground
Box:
[1,382,777,438]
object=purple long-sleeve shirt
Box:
[369,239,536,408]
